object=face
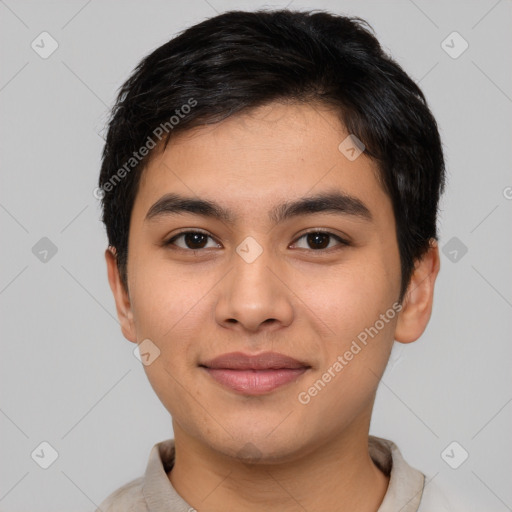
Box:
[107,101,436,463]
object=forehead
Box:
[133,102,392,226]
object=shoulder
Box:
[95,476,147,512]
[419,478,472,512]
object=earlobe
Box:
[394,239,440,344]
[105,247,137,343]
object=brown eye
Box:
[292,231,349,251]
[306,232,330,249]
[166,231,220,250]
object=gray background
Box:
[1,0,511,510]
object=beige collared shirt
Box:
[96,435,454,511]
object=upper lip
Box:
[200,351,310,370]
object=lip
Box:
[200,351,310,395]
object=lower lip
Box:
[203,368,308,395]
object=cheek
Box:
[299,253,398,324]
[295,255,399,373]
[128,248,205,338]
[295,266,399,422]
[130,272,202,414]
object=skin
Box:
[106,101,440,512]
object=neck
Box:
[168,418,389,512]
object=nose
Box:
[214,244,294,334]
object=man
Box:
[97,9,452,511]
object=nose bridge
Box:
[231,236,277,301]
[215,235,293,331]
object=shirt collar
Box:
[369,436,425,511]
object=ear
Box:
[105,247,137,343]
[394,239,440,344]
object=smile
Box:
[200,351,311,395]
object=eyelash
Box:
[164,229,351,252]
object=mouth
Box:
[199,351,311,395]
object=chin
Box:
[203,425,311,465]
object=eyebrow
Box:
[144,191,373,225]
